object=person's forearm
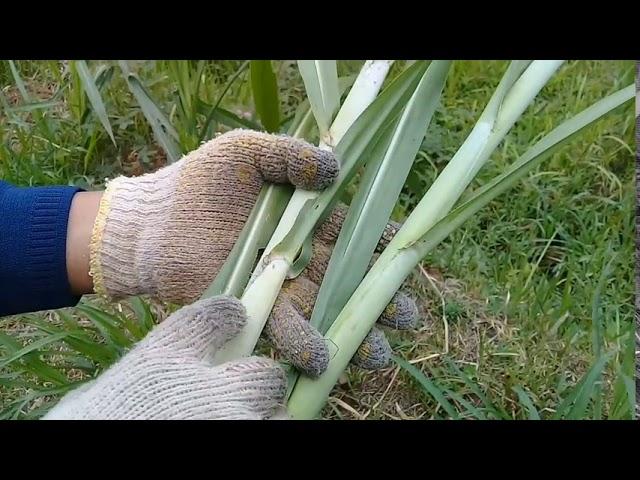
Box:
[0,180,92,316]
[66,191,102,295]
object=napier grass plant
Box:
[198,60,634,418]
[0,60,634,419]
[208,59,413,362]
[288,80,634,419]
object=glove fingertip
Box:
[377,292,418,330]
[265,301,329,377]
[287,144,339,190]
[194,295,247,335]
[351,327,391,370]
[148,295,248,357]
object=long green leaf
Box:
[297,60,340,140]
[407,84,634,260]
[392,355,460,419]
[591,252,616,360]
[512,386,541,419]
[0,383,81,420]
[8,60,53,136]
[127,297,157,334]
[441,385,486,419]
[610,331,636,419]
[8,60,30,102]
[76,304,132,350]
[0,372,37,389]
[171,61,194,121]
[610,365,635,420]
[199,60,250,142]
[0,332,68,385]
[39,316,117,367]
[5,100,61,113]
[271,61,430,259]
[552,352,613,419]
[0,332,70,370]
[73,60,116,145]
[250,60,280,133]
[119,61,182,162]
[311,60,451,334]
[116,311,146,342]
[590,251,617,418]
[567,354,611,420]
[443,357,506,419]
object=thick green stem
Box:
[287,59,567,419]
[394,60,564,246]
[288,246,416,418]
[211,61,396,363]
[287,80,634,420]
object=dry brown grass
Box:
[318,265,514,419]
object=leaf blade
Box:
[311,60,451,333]
[73,60,116,145]
[297,60,340,140]
[512,386,541,420]
[0,332,70,370]
[271,61,430,259]
[250,60,280,133]
[407,84,635,260]
[392,355,460,419]
[119,61,182,162]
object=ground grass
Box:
[0,60,635,419]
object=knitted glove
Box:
[90,128,418,378]
[265,204,418,377]
[89,129,338,304]
[42,296,286,420]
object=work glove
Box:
[90,129,339,303]
[43,296,286,420]
[264,204,418,377]
[90,129,418,378]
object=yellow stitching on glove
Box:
[89,178,120,298]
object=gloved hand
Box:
[89,129,339,304]
[89,129,418,378]
[43,296,286,420]
[265,204,418,377]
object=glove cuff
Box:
[89,163,181,300]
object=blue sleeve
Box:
[0,180,84,317]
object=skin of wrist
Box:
[66,191,103,295]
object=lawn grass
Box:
[0,60,635,419]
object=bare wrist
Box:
[66,191,103,295]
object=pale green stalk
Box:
[393,60,563,246]
[255,61,395,265]
[213,61,394,364]
[202,76,359,299]
[288,243,414,418]
[287,81,633,420]
[287,60,571,419]
[297,61,340,142]
[310,60,451,334]
[329,60,394,143]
